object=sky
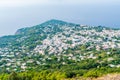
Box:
[0,0,120,36]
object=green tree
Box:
[8,72,19,80]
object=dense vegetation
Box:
[1,60,120,80]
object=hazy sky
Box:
[0,0,120,36]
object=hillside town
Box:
[0,20,120,72]
[34,25,120,54]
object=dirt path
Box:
[93,74,120,80]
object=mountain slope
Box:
[0,19,120,72]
